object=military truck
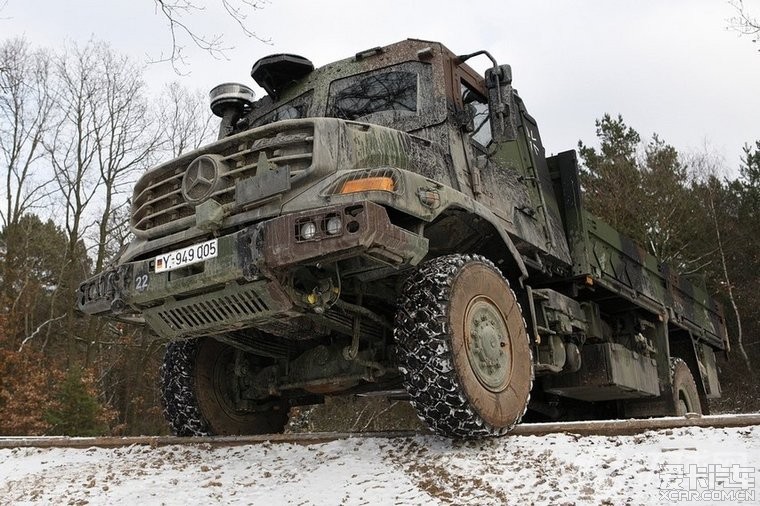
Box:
[77,39,728,438]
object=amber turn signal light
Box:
[339,177,395,194]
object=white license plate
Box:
[155,239,218,273]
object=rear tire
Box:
[670,358,702,416]
[671,358,702,415]
[160,337,288,436]
[394,254,533,438]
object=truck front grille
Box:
[131,121,315,237]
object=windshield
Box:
[328,71,418,121]
[325,62,438,132]
[250,90,313,128]
[245,61,440,133]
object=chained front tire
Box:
[160,337,288,436]
[394,254,532,438]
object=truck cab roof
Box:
[240,39,485,136]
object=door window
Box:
[461,83,492,148]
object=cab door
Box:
[455,70,528,232]
[455,68,572,266]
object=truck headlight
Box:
[299,221,317,240]
[325,215,342,235]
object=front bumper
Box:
[77,201,428,339]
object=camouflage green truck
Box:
[77,39,728,437]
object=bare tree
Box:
[98,205,133,269]
[730,0,760,51]
[689,149,751,370]
[89,46,159,272]
[0,38,55,230]
[152,0,270,73]
[46,42,104,268]
[157,82,214,158]
[40,41,159,360]
[46,41,157,272]
[0,39,58,334]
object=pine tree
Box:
[578,114,647,244]
[44,367,108,436]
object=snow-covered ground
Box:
[1,425,759,505]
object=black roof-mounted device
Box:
[251,54,314,99]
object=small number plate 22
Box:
[154,239,218,273]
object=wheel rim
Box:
[208,348,238,417]
[464,295,512,392]
[677,388,693,414]
[196,339,262,432]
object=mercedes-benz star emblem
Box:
[182,155,220,204]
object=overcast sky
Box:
[3,0,758,174]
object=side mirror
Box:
[485,64,518,142]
